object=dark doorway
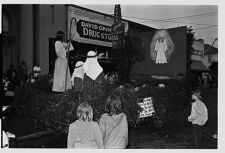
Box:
[49,38,57,75]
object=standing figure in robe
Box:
[71,61,84,91]
[82,51,104,96]
[155,38,168,64]
[150,29,175,64]
[52,31,74,92]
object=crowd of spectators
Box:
[2,61,42,96]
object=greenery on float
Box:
[12,74,190,133]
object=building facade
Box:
[2,4,67,74]
[191,39,209,71]
[202,44,218,68]
[2,4,157,76]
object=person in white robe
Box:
[82,51,104,96]
[71,61,84,90]
[52,31,74,92]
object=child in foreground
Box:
[67,102,104,149]
[99,95,128,149]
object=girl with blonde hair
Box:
[67,102,103,148]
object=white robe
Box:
[83,51,103,81]
[155,40,168,64]
[52,41,73,92]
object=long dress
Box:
[52,41,73,92]
[155,40,168,64]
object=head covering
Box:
[192,90,202,100]
[71,61,84,81]
[83,51,103,80]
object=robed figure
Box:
[150,29,175,64]
[82,51,104,96]
[71,61,84,91]
[52,31,74,92]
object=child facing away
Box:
[188,90,208,149]
[99,95,128,149]
[67,102,104,149]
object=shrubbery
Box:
[12,74,190,133]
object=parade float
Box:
[11,5,193,134]
[12,73,190,133]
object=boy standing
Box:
[188,90,208,149]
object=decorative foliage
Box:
[12,75,189,133]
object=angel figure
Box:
[150,29,175,64]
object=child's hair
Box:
[105,95,122,115]
[77,102,93,121]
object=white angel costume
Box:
[155,39,168,64]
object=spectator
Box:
[3,75,10,91]
[27,73,35,84]
[33,63,41,81]
[99,95,128,149]
[188,90,208,149]
[18,61,28,84]
[6,64,17,86]
[67,102,103,148]
[202,73,208,88]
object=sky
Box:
[80,4,218,47]
[0,0,220,48]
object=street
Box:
[2,88,217,149]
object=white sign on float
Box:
[138,97,155,118]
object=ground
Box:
[2,88,217,148]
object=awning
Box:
[191,61,209,71]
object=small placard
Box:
[138,97,155,118]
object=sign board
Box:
[111,5,125,49]
[77,19,111,42]
[67,6,114,47]
[111,22,125,49]
[67,6,128,47]
[130,26,187,79]
[138,97,155,118]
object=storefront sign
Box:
[137,97,155,118]
[111,22,125,49]
[67,6,114,47]
[77,20,111,42]
[111,4,125,49]
[67,6,129,47]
